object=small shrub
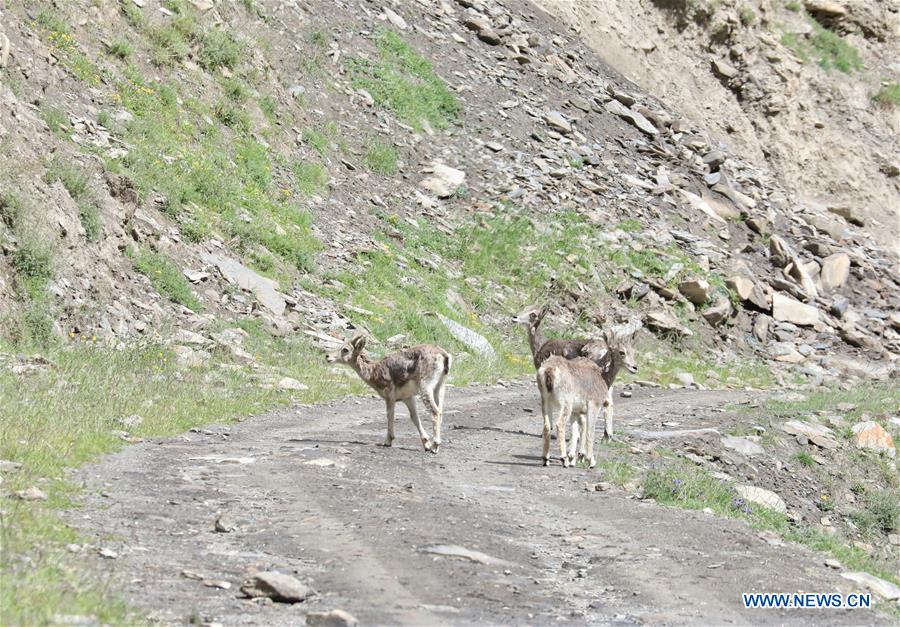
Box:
[616,218,642,232]
[97,110,112,128]
[794,450,815,467]
[809,20,861,73]
[785,1,802,11]
[131,250,202,311]
[35,9,69,35]
[13,240,54,298]
[235,140,271,190]
[873,82,900,108]
[739,6,756,25]
[214,100,250,131]
[107,39,134,60]
[39,105,69,136]
[221,77,248,103]
[302,128,329,156]
[364,140,399,175]
[0,187,22,229]
[850,490,900,537]
[259,95,279,123]
[45,158,89,200]
[78,199,103,242]
[197,29,243,70]
[121,1,146,27]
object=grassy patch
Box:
[44,158,103,242]
[107,39,134,60]
[293,161,328,196]
[33,9,104,86]
[759,383,900,420]
[873,82,900,108]
[348,29,460,130]
[111,73,319,271]
[364,139,399,175]
[39,104,69,137]
[131,249,202,312]
[849,489,900,538]
[782,15,862,73]
[794,450,815,467]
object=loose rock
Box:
[240,572,314,604]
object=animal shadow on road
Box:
[452,425,540,438]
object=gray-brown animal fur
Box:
[536,349,609,468]
[326,334,451,453]
[513,304,604,370]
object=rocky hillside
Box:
[0,0,897,387]
[537,0,900,250]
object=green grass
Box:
[794,450,815,467]
[348,29,460,131]
[45,157,89,200]
[111,72,319,271]
[849,489,900,538]
[39,104,69,137]
[596,459,636,487]
[259,94,279,123]
[364,139,399,175]
[303,127,330,156]
[33,9,104,86]
[131,249,202,312]
[739,5,756,25]
[12,240,54,300]
[759,383,900,420]
[44,158,103,242]
[196,28,244,70]
[0,344,279,624]
[107,39,134,60]
[782,15,862,73]
[293,161,328,196]
[874,82,900,107]
[616,218,642,233]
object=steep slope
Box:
[0,0,897,387]
[535,0,900,249]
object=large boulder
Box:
[772,293,819,326]
[735,485,787,513]
[678,279,710,305]
[851,421,896,457]
[820,252,850,293]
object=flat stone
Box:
[726,275,769,310]
[13,486,48,501]
[678,189,727,224]
[240,572,313,603]
[644,310,693,337]
[770,342,805,363]
[782,420,839,449]
[436,314,496,360]
[383,8,407,30]
[306,609,359,627]
[205,253,286,316]
[735,485,787,513]
[711,59,738,79]
[422,544,514,567]
[604,100,659,135]
[827,204,864,226]
[702,296,732,327]
[841,572,900,600]
[721,436,764,456]
[772,293,819,327]
[851,421,895,457]
[543,110,572,134]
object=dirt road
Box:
[73,383,889,625]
